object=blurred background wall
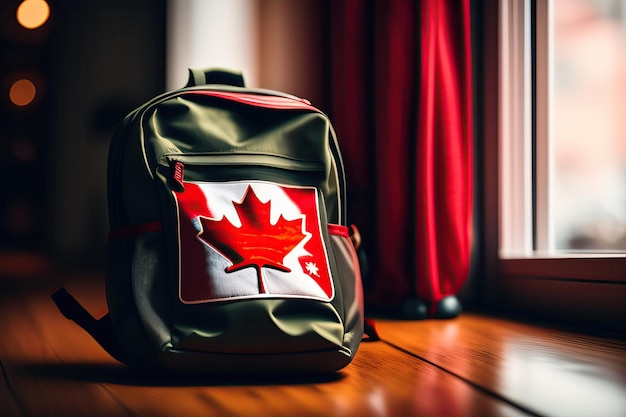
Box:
[0,0,328,268]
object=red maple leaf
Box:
[197,186,305,293]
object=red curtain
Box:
[330,0,473,312]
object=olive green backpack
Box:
[52,68,365,374]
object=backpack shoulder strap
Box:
[51,287,127,363]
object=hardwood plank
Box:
[0,358,23,417]
[0,273,532,417]
[101,342,531,417]
[0,277,132,417]
[376,314,626,417]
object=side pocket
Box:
[106,232,170,370]
[327,224,365,353]
[131,231,172,351]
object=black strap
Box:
[51,288,127,363]
[363,318,380,342]
[52,285,378,361]
[185,68,245,88]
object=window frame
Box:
[479,0,626,333]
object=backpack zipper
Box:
[161,153,326,192]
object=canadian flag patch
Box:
[173,181,334,303]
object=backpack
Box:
[52,68,365,374]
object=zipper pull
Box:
[171,161,185,192]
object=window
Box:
[487,0,626,331]
[549,0,626,252]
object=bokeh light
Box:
[9,78,36,107]
[16,0,50,30]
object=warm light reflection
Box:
[366,387,387,416]
[9,78,37,107]
[502,338,626,417]
[16,0,50,29]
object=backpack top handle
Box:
[185,68,246,88]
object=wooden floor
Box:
[2,256,626,417]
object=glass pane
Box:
[551,0,626,251]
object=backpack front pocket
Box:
[158,155,335,305]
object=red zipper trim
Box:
[188,91,317,111]
[328,224,350,238]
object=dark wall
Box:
[0,1,54,251]
[47,0,166,265]
[0,1,165,265]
